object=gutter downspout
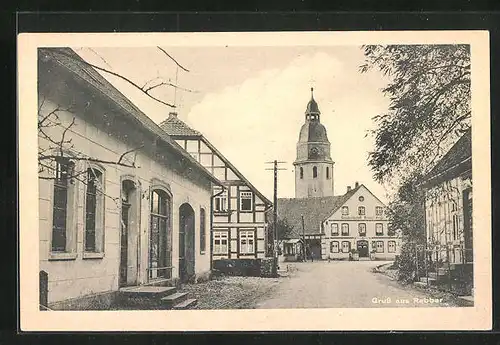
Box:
[209,187,226,272]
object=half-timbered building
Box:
[160,113,273,263]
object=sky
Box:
[75,45,393,203]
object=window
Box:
[341,206,349,216]
[372,241,376,251]
[331,223,339,236]
[376,206,383,216]
[149,189,172,279]
[388,241,396,253]
[376,223,384,236]
[84,167,105,253]
[214,231,228,254]
[326,167,330,179]
[214,190,228,212]
[341,223,349,236]
[239,230,255,254]
[358,206,365,216]
[330,241,339,253]
[358,223,366,236]
[341,241,351,253]
[376,241,384,253]
[240,191,253,212]
[200,208,206,254]
[358,196,364,202]
[299,167,304,179]
[312,166,318,178]
[51,158,74,252]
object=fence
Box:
[404,242,473,296]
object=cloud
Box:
[184,51,390,202]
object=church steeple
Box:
[293,88,335,198]
[305,87,320,121]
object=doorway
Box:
[119,180,137,287]
[149,189,171,280]
[179,203,196,283]
[357,240,369,258]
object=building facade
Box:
[278,183,400,261]
[38,48,221,308]
[420,128,473,294]
[160,113,273,263]
[293,88,335,198]
[322,183,400,261]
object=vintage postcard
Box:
[18,30,491,331]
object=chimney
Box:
[347,186,351,192]
[169,111,178,118]
[355,181,359,188]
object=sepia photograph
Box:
[18,30,491,331]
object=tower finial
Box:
[311,87,314,98]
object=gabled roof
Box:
[422,128,472,184]
[159,112,201,137]
[39,47,222,187]
[160,113,272,206]
[277,185,360,238]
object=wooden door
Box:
[179,203,195,283]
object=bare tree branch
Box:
[156,46,190,72]
[117,144,144,165]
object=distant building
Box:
[38,48,221,308]
[278,183,400,261]
[278,89,399,261]
[160,113,273,263]
[420,128,472,294]
[293,88,335,198]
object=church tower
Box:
[293,88,335,198]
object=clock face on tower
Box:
[309,146,319,158]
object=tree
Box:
[360,45,472,283]
[266,217,295,255]
[360,44,471,185]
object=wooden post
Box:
[301,215,306,262]
[39,270,48,310]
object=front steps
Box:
[118,285,197,310]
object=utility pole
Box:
[265,160,287,274]
[301,215,306,262]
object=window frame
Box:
[341,223,349,236]
[376,241,385,253]
[375,223,384,236]
[239,191,253,212]
[49,157,78,260]
[341,241,351,253]
[83,165,106,256]
[341,206,349,216]
[213,231,229,254]
[312,166,318,178]
[330,223,339,236]
[239,230,255,254]
[214,190,228,213]
[376,206,384,216]
[358,206,366,216]
[326,166,330,179]
[299,167,304,179]
[358,223,366,237]
[330,241,339,253]
[388,240,396,253]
